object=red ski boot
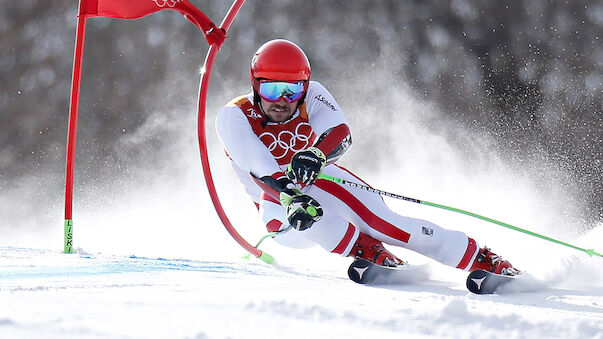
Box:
[349,232,405,267]
[469,247,520,275]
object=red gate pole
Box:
[196,0,276,263]
[64,11,87,254]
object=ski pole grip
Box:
[317,173,342,183]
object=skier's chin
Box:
[267,109,292,122]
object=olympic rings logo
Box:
[259,123,313,159]
[152,0,182,8]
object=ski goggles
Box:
[258,81,306,103]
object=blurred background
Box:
[0,1,601,268]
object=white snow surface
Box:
[1,240,602,339]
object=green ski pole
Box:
[317,173,602,258]
[243,225,293,261]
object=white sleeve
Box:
[305,81,349,136]
[215,106,282,178]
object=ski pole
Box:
[243,225,293,261]
[317,173,602,258]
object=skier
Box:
[216,39,519,275]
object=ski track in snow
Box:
[1,247,602,339]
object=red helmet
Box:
[250,39,311,93]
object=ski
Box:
[349,259,521,292]
[347,259,428,285]
[466,269,518,294]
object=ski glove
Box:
[280,188,323,231]
[287,147,327,186]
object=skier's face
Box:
[260,97,297,122]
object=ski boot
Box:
[349,232,405,267]
[469,247,520,276]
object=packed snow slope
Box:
[1,225,602,339]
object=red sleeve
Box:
[313,123,352,163]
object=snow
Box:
[1,241,602,339]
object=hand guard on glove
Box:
[279,188,323,231]
[286,147,327,186]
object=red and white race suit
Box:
[216,81,479,269]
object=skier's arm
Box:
[215,105,283,183]
[305,81,353,164]
[216,105,322,231]
[251,172,322,231]
[313,124,352,164]
[287,82,353,185]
